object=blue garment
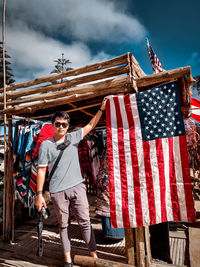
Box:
[101,216,124,240]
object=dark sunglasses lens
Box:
[55,122,68,128]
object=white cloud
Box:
[5,0,146,43]
[0,0,147,82]
[4,24,110,82]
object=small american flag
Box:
[147,39,164,73]
[106,81,195,228]
[190,97,200,123]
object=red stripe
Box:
[191,113,200,123]
[155,139,167,222]
[124,95,143,227]
[179,135,196,222]
[106,99,117,228]
[168,137,180,221]
[113,96,130,228]
[191,97,200,107]
[143,141,156,225]
[29,179,37,193]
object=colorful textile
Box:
[106,81,196,228]
[78,137,94,184]
[96,150,110,217]
[184,118,197,147]
[33,124,54,157]
[191,97,200,123]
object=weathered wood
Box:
[144,227,152,267]
[125,228,135,265]
[135,227,145,267]
[0,76,131,115]
[3,118,14,241]
[131,54,146,78]
[0,54,129,93]
[136,66,191,88]
[2,0,7,240]
[74,255,135,267]
[1,65,129,102]
[4,85,130,116]
[68,102,94,117]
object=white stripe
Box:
[162,138,174,221]
[118,96,136,227]
[149,140,162,224]
[129,94,150,226]
[191,105,200,116]
[173,136,188,221]
[109,97,123,228]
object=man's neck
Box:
[54,135,65,142]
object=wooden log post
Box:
[125,228,135,265]
[74,255,136,267]
[135,227,145,267]
[4,117,14,241]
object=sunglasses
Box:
[54,122,68,128]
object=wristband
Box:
[99,108,103,112]
[36,190,42,196]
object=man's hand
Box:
[36,194,47,212]
[100,97,108,111]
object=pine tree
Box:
[0,42,15,88]
[50,53,73,84]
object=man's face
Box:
[53,117,69,138]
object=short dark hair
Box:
[51,111,70,124]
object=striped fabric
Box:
[106,81,196,228]
[190,97,200,123]
[147,39,164,73]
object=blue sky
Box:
[0,0,200,90]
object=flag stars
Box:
[138,81,185,141]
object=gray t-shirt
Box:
[38,128,83,193]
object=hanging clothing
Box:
[13,121,53,205]
[95,149,110,217]
[78,130,104,185]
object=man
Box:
[36,98,107,267]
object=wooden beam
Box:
[125,228,135,265]
[0,76,130,115]
[0,65,129,102]
[74,255,136,267]
[1,85,130,116]
[0,53,129,93]
[68,102,94,117]
[135,227,145,267]
[136,66,192,88]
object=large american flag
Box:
[106,81,196,228]
[147,39,164,73]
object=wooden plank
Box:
[135,66,192,88]
[0,65,129,102]
[135,227,145,267]
[74,255,135,267]
[0,76,131,115]
[0,54,129,93]
[125,228,135,265]
[68,102,94,117]
[3,118,14,241]
[144,226,152,267]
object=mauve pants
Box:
[50,182,97,253]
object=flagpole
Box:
[2,0,7,240]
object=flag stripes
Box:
[106,93,195,228]
[191,97,200,123]
[147,39,164,73]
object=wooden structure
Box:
[0,52,195,266]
